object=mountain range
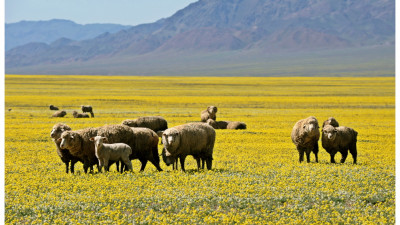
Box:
[5,0,395,76]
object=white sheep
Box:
[89,136,133,173]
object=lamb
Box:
[50,123,82,173]
[200,106,218,122]
[322,125,358,164]
[322,117,339,129]
[206,119,246,130]
[73,111,90,118]
[81,105,94,118]
[90,136,133,172]
[122,116,168,133]
[291,116,320,163]
[49,105,59,110]
[52,110,67,117]
[162,123,215,172]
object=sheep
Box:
[49,105,59,110]
[162,123,215,172]
[161,147,179,170]
[73,111,90,118]
[206,119,246,130]
[322,125,358,164]
[322,117,339,129]
[200,106,218,122]
[291,116,320,163]
[50,123,82,173]
[90,136,133,173]
[81,105,94,118]
[52,110,67,117]
[122,116,168,133]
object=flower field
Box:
[5,75,395,224]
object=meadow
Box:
[4,75,395,224]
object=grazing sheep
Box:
[322,117,339,129]
[81,105,94,118]
[161,147,179,170]
[206,119,246,130]
[50,123,83,173]
[291,116,320,163]
[49,105,59,110]
[322,125,358,164]
[162,123,215,171]
[200,106,218,122]
[52,110,67,117]
[73,111,90,118]
[122,116,168,133]
[90,136,133,173]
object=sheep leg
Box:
[340,149,348,163]
[70,160,77,174]
[180,156,186,172]
[206,157,212,170]
[313,142,319,163]
[83,160,90,173]
[201,158,205,169]
[98,159,104,173]
[297,147,305,163]
[122,158,133,172]
[330,153,336,163]
[115,161,120,172]
[139,159,148,172]
[65,162,69,173]
[349,143,357,164]
[104,160,110,172]
[149,158,163,172]
[196,157,201,171]
[305,150,311,163]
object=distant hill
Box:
[5,19,132,50]
[5,0,395,76]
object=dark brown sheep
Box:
[52,110,67,117]
[291,116,320,163]
[322,125,358,164]
[73,111,90,118]
[206,119,246,130]
[122,116,168,133]
[200,106,218,122]
[162,123,215,171]
[81,105,94,117]
[322,117,339,129]
[49,105,59,110]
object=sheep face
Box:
[162,129,181,156]
[89,136,108,149]
[161,148,176,166]
[50,124,70,140]
[302,117,319,137]
[322,125,337,141]
[208,106,218,114]
[59,132,79,150]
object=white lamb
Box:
[89,136,133,173]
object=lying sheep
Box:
[49,105,59,110]
[50,123,83,173]
[81,105,94,118]
[322,125,358,164]
[291,116,320,163]
[90,136,133,172]
[122,116,168,133]
[73,111,90,118]
[322,117,339,129]
[200,106,218,122]
[206,119,247,130]
[162,123,215,171]
[52,110,67,117]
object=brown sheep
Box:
[52,110,67,117]
[73,111,90,118]
[81,105,94,117]
[49,105,59,110]
[291,116,320,163]
[200,106,218,122]
[50,123,83,173]
[122,116,168,133]
[162,123,215,171]
[322,125,358,164]
[206,119,246,130]
[322,117,339,129]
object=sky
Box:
[5,0,197,25]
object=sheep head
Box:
[161,147,176,166]
[50,123,72,140]
[59,131,81,150]
[162,128,181,156]
[89,136,108,150]
[322,125,337,141]
[208,106,218,114]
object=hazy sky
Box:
[5,0,197,25]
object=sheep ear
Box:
[89,137,95,141]
[102,137,108,143]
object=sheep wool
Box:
[291,116,320,163]
[322,125,358,164]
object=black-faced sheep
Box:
[73,111,90,118]
[206,119,247,130]
[122,116,168,133]
[291,116,320,163]
[322,117,339,129]
[90,136,133,172]
[50,123,83,173]
[200,106,218,122]
[81,105,94,118]
[49,105,59,110]
[162,123,215,171]
[52,110,67,117]
[322,125,358,164]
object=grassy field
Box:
[4,75,395,224]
